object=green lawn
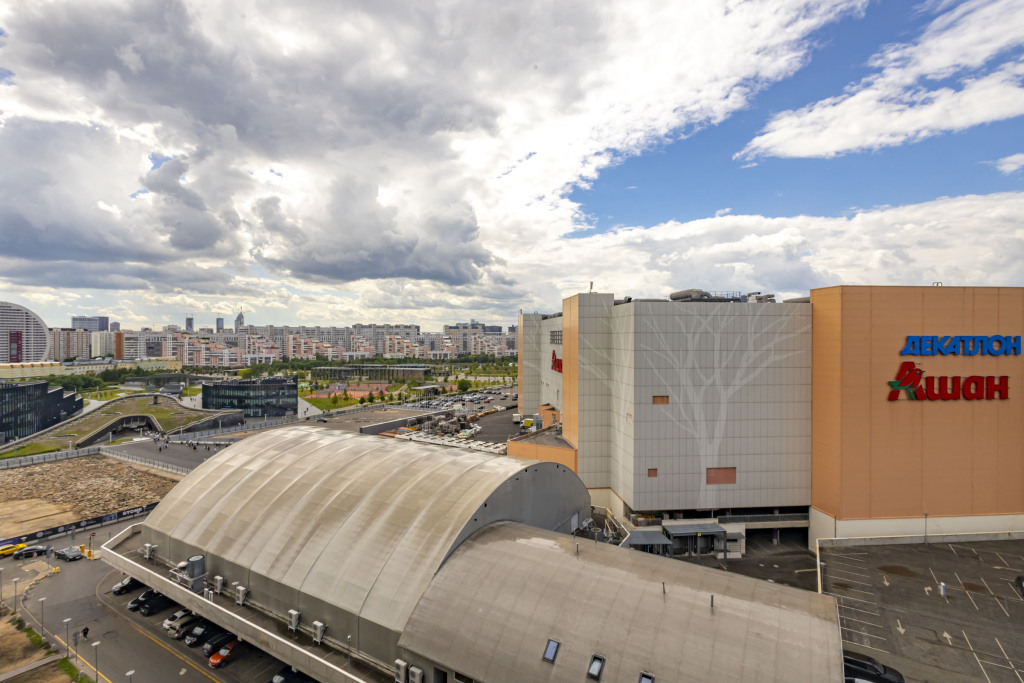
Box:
[304,396,360,411]
[2,442,62,459]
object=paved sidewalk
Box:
[0,653,62,682]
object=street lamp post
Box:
[126,670,135,683]
[0,567,4,613]
[38,597,45,640]
[11,577,19,614]
[63,618,71,659]
[92,641,100,683]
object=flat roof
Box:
[510,428,574,449]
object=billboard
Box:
[9,330,22,363]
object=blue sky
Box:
[0,0,1023,330]
[573,1,1024,231]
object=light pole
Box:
[91,641,100,683]
[126,670,134,683]
[63,618,71,659]
[0,567,4,613]
[11,577,19,614]
[38,597,45,640]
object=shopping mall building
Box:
[514,286,1024,547]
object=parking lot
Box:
[821,538,1024,682]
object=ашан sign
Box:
[890,334,1016,401]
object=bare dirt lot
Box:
[0,456,177,536]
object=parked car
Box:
[162,607,193,630]
[127,588,159,611]
[271,665,316,683]
[111,576,143,595]
[202,631,236,657]
[0,543,27,557]
[169,615,201,639]
[843,652,905,683]
[54,546,85,562]
[138,594,176,616]
[12,545,51,560]
[184,621,223,648]
[208,639,247,668]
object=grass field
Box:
[303,396,360,411]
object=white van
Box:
[513,413,521,424]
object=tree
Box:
[358,397,366,404]
[457,379,472,392]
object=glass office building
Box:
[0,381,83,445]
[201,377,298,417]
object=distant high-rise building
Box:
[234,310,245,332]
[185,315,194,333]
[71,316,109,332]
[110,322,121,332]
[216,317,225,333]
[0,301,51,363]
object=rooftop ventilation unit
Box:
[203,589,215,601]
[409,666,423,683]
[212,575,224,594]
[312,621,326,645]
[234,585,248,606]
[287,610,300,632]
[142,544,157,560]
[394,659,408,683]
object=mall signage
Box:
[889,335,1018,401]
[551,350,563,373]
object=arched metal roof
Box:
[141,426,590,667]
[400,522,843,683]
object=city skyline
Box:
[1,1,1022,330]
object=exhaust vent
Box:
[312,621,326,645]
[287,609,300,631]
[212,575,224,594]
[234,585,248,606]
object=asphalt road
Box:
[5,517,286,683]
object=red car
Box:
[208,639,247,668]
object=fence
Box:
[0,446,101,470]
[0,501,158,547]
[98,447,195,476]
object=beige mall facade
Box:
[515,286,1024,545]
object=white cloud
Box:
[739,0,1024,159]
[995,152,1024,173]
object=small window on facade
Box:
[647,468,658,478]
[434,670,448,683]
[639,674,655,683]
[543,639,560,663]
[550,330,562,345]
[587,655,606,680]
[706,467,737,485]
[652,395,669,404]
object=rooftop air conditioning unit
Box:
[394,659,408,683]
[234,585,248,606]
[213,575,224,594]
[408,666,423,683]
[203,589,215,601]
[312,621,326,645]
[143,543,157,560]
[287,609,300,632]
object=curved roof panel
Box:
[401,522,842,683]
[143,426,590,659]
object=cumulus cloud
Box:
[739,0,1024,159]
[995,153,1024,173]
[2,0,1015,330]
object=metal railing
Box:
[0,446,101,469]
[98,447,194,475]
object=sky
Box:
[0,0,1022,332]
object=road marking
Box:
[956,572,979,611]
[963,630,992,683]
[827,569,873,584]
[950,544,959,558]
[827,592,878,605]
[996,637,1024,682]
[997,552,1012,567]
[925,586,932,596]
[833,585,876,596]
[839,626,887,641]
[943,631,953,645]
[882,575,890,587]
[896,619,906,635]
[839,615,884,629]
[929,567,940,584]
[825,560,871,575]
[794,568,817,573]
[995,594,1011,617]
[837,604,881,617]
[1005,581,1024,601]
[842,642,891,655]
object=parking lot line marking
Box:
[828,592,878,605]
[997,552,1011,567]
[1004,581,1024,601]
[995,637,1024,682]
[956,572,979,611]
[963,630,993,683]
[827,561,871,576]
[837,604,881,617]
[929,567,940,584]
[126,621,222,683]
[840,626,888,641]
[826,570,872,585]
[838,615,884,629]
[949,544,959,558]
[834,585,876,596]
